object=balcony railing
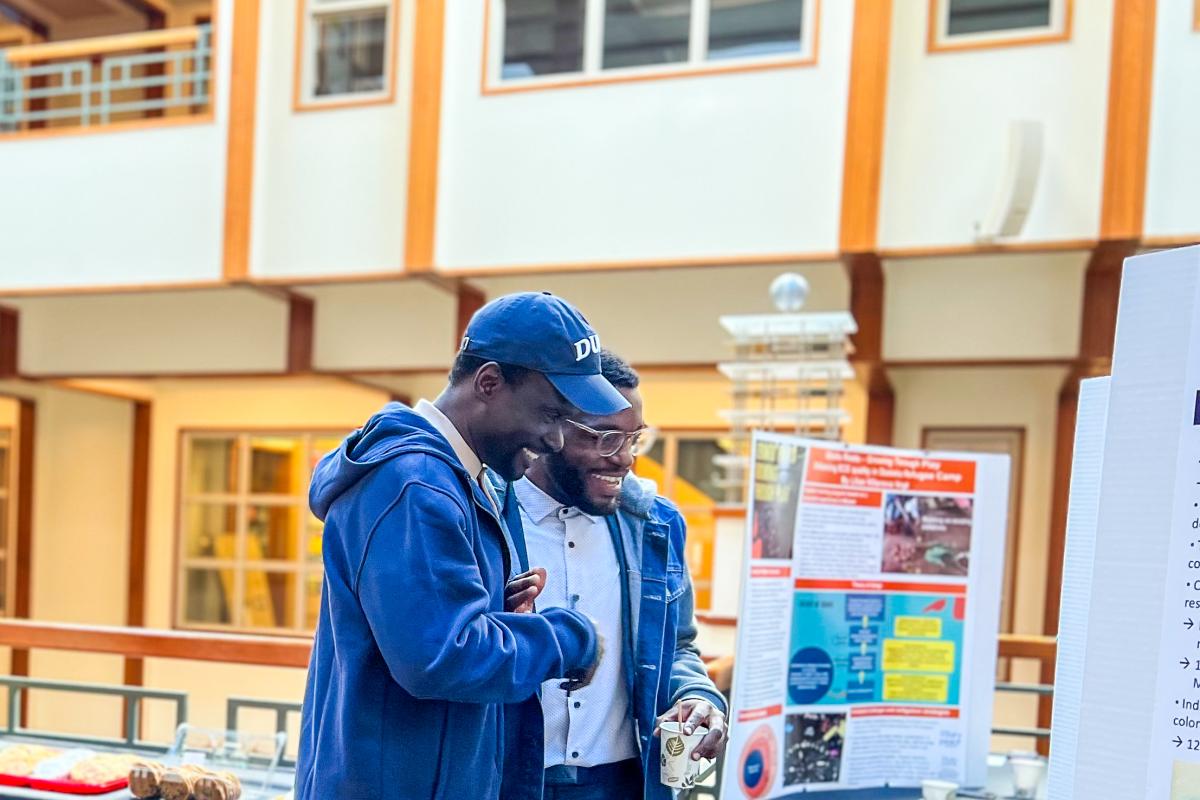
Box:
[0,25,212,134]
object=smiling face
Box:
[536,386,644,515]
[471,366,578,482]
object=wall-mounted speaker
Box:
[975,120,1044,243]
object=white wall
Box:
[436,3,854,268]
[250,0,415,279]
[1143,0,1200,239]
[878,1,1113,248]
[882,252,1086,361]
[307,280,457,370]
[12,289,289,375]
[0,0,233,290]
[0,382,133,737]
[472,261,849,363]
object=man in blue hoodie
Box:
[505,350,728,800]
[296,293,630,800]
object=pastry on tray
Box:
[158,764,210,800]
[194,770,241,800]
[67,752,140,785]
[0,744,61,777]
[128,760,166,798]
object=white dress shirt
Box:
[514,477,638,768]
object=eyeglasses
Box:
[565,419,656,458]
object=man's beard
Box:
[544,454,615,516]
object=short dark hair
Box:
[449,353,532,386]
[599,349,639,389]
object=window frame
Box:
[483,0,820,95]
[174,428,346,636]
[293,0,401,112]
[927,0,1072,54]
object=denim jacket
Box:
[498,475,727,800]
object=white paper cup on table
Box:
[1008,753,1046,798]
[921,778,958,800]
[659,721,708,788]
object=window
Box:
[502,0,586,79]
[635,430,736,610]
[490,0,816,90]
[177,431,346,633]
[296,0,397,109]
[928,0,1070,52]
[603,0,690,69]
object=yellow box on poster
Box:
[883,673,950,703]
[894,616,942,638]
[882,639,955,673]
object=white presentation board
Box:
[721,436,1009,798]
[1058,245,1200,799]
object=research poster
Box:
[722,435,1010,797]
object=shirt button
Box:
[571,594,580,603]
[573,701,581,709]
[568,542,575,548]
[571,751,579,759]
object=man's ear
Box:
[473,362,505,402]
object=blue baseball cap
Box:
[460,292,631,416]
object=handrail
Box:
[3,26,203,64]
[997,633,1056,662]
[0,620,312,668]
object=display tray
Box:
[23,778,124,796]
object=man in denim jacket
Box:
[501,350,728,800]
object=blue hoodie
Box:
[295,403,598,800]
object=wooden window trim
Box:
[292,0,402,113]
[482,0,821,97]
[173,428,348,636]
[926,0,1073,54]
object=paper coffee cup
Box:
[659,721,708,788]
[921,778,958,800]
[1008,754,1046,798]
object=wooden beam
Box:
[404,0,446,273]
[845,253,893,445]
[0,620,312,669]
[0,306,16,378]
[4,27,201,63]
[108,0,169,23]
[0,1,51,38]
[11,399,34,713]
[839,0,892,253]
[286,293,315,373]
[221,0,261,281]
[123,401,151,692]
[845,253,884,362]
[454,282,485,350]
[1099,0,1157,240]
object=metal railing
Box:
[0,675,186,752]
[0,25,212,133]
